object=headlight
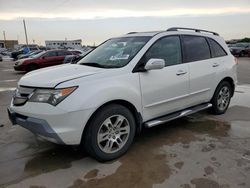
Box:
[16,60,24,65]
[29,86,77,106]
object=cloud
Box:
[1,7,250,20]
[0,0,250,20]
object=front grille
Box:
[13,86,35,106]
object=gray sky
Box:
[0,0,250,45]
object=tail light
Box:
[234,57,238,65]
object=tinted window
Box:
[142,36,182,66]
[58,51,71,56]
[44,51,57,57]
[182,36,210,62]
[207,38,227,57]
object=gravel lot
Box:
[0,58,250,188]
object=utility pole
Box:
[23,19,29,45]
[3,31,6,48]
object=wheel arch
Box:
[26,62,39,71]
[81,99,143,144]
[212,77,235,100]
[219,77,235,97]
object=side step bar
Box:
[145,103,212,128]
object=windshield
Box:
[78,36,151,68]
[30,51,45,58]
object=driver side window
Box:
[142,36,182,66]
[44,51,57,57]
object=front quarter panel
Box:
[56,71,142,119]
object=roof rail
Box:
[127,32,138,34]
[167,27,219,36]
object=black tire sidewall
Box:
[211,81,232,114]
[85,104,136,161]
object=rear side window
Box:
[182,36,210,62]
[141,36,182,66]
[58,51,71,56]
[207,38,227,57]
[44,51,57,57]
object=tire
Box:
[210,81,232,115]
[83,104,136,161]
[26,64,38,72]
[239,51,244,57]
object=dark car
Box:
[14,49,74,72]
[0,55,2,62]
[11,46,40,60]
[229,43,250,57]
[63,49,93,64]
[17,50,43,60]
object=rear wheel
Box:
[210,81,232,115]
[83,104,136,161]
[239,51,244,57]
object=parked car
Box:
[69,49,83,55]
[17,50,43,60]
[11,45,40,60]
[8,27,237,161]
[63,49,93,64]
[0,49,12,57]
[229,43,250,57]
[14,49,74,72]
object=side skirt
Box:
[144,103,212,128]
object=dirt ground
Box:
[0,58,250,188]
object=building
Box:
[45,39,82,49]
[0,40,18,49]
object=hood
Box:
[16,57,32,62]
[18,64,104,88]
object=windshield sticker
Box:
[110,54,130,61]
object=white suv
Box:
[8,27,237,161]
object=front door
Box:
[41,51,58,68]
[139,36,189,121]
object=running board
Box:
[145,103,212,128]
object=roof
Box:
[120,27,220,38]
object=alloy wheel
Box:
[97,115,130,154]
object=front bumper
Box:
[8,101,94,145]
[14,64,25,71]
[8,108,65,144]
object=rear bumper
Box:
[8,108,65,144]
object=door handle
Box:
[176,70,187,76]
[212,63,219,67]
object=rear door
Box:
[139,36,189,121]
[181,35,215,107]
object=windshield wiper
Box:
[81,62,106,68]
[81,62,120,68]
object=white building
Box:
[45,39,82,49]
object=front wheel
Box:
[83,104,136,161]
[26,64,38,72]
[210,81,232,115]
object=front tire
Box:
[26,64,38,72]
[83,104,136,161]
[210,81,232,115]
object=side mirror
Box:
[144,58,165,71]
